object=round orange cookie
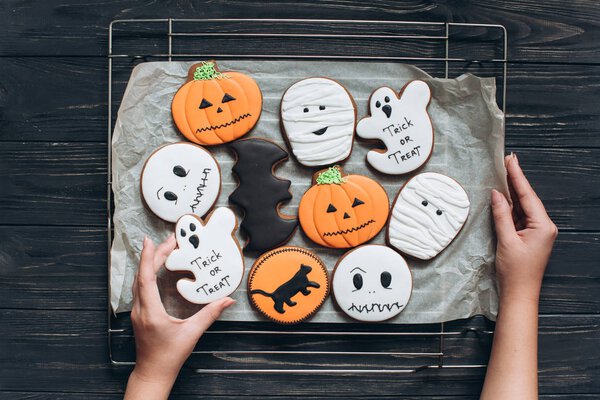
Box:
[171,60,262,146]
[248,246,329,324]
[298,166,389,248]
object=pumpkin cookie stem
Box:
[316,166,346,185]
[193,61,229,81]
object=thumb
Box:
[491,189,517,242]
[188,297,236,334]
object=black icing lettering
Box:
[387,146,422,164]
[197,275,232,295]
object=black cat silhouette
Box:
[250,264,320,314]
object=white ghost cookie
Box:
[165,207,244,304]
[387,172,470,260]
[332,245,412,322]
[141,142,220,223]
[281,77,356,167]
[356,80,433,175]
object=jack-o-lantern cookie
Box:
[387,172,470,260]
[248,246,329,324]
[298,166,389,248]
[140,142,221,223]
[172,61,262,146]
[332,245,412,322]
[280,77,356,167]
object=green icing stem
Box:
[193,61,229,81]
[316,166,345,185]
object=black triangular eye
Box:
[199,98,212,109]
[173,165,187,177]
[326,204,337,213]
[221,93,236,103]
[352,198,364,207]
[164,191,178,201]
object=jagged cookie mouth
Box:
[348,302,403,314]
[195,113,251,133]
[323,219,375,237]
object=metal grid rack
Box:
[107,18,505,373]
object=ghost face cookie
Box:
[140,142,221,223]
[299,166,389,248]
[387,172,470,260]
[356,80,433,175]
[332,245,412,322]
[165,207,244,304]
[172,61,262,145]
[248,246,329,324]
[281,77,356,167]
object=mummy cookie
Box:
[229,138,298,252]
[298,166,389,248]
[387,172,470,260]
[165,207,244,304]
[248,246,329,324]
[332,245,412,322]
[280,77,356,166]
[172,61,262,146]
[140,142,221,223]
[356,80,433,175]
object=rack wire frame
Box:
[107,18,506,373]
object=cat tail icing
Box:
[250,289,274,298]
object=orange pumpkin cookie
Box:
[248,246,329,324]
[172,61,262,146]
[298,166,389,248]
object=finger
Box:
[506,154,548,221]
[137,236,166,312]
[491,189,517,241]
[187,297,236,334]
[505,155,524,223]
[153,234,177,273]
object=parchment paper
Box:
[110,60,506,323]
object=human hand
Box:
[491,153,558,305]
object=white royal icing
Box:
[165,207,244,304]
[356,80,433,174]
[333,245,412,322]
[141,142,220,223]
[281,77,356,167]
[388,172,470,260]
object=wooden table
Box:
[1,1,598,398]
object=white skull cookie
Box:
[356,80,433,175]
[165,207,244,304]
[141,142,221,223]
[332,245,412,322]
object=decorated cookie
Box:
[172,61,262,146]
[248,246,329,324]
[165,207,244,304]
[332,245,412,322]
[298,166,389,248]
[229,138,298,252]
[140,142,221,223]
[280,77,356,167]
[387,172,470,260]
[356,80,433,175]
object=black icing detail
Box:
[352,198,364,207]
[375,101,381,108]
[353,273,363,290]
[303,107,309,113]
[436,210,443,216]
[195,113,251,133]
[380,271,392,288]
[348,302,403,314]
[164,191,178,202]
[421,200,428,206]
[228,139,298,251]
[222,93,236,103]
[199,98,212,109]
[323,219,375,237]
[319,105,326,110]
[384,96,390,103]
[173,165,187,177]
[382,104,392,119]
[189,235,199,249]
[312,127,328,136]
[189,223,196,232]
[216,107,223,113]
[180,228,186,237]
[250,264,319,314]
[326,204,337,213]
[343,212,350,219]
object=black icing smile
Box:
[312,127,328,135]
[348,302,403,314]
[195,113,251,133]
[322,219,375,237]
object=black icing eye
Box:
[352,198,364,207]
[375,101,381,108]
[173,165,187,177]
[436,210,443,216]
[199,98,212,109]
[327,204,337,213]
[164,191,178,202]
[189,223,196,231]
[353,273,363,290]
[380,271,392,288]
[319,105,326,110]
[221,93,236,103]
[303,107,309,113]
[421,200,428,206]
[384,96,390,103]
[180,228,186,237]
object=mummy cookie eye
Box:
[189,223,196,231]
[221,93,235,103]
[172,165,188,177]
[421,200,428,206]
[436,210,443,216]
[303,107,309,113]
[327,204,337,213]
[375,101,381,108]
[319,105,326,110]
[199,98,212,109]
[380,271,392,288]
[353,273,363,290]
[384,96,390,103]
[164,191,178,202]
[352,198,364,207]
[180,228,186,237]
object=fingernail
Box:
[224,298,236,308]
[513,152,519,165]
[143,236,149,247]
[491,189,502,206]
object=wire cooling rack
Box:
[107,18,505,372]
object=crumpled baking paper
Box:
[110,60,506,323]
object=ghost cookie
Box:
[356,80,433,175]
[280,77,356,166]
[332,245,412,322]
[165,207,244,304]
[298,166,389,248]
[387,172,470,260]
[248,246,329,324]
[140,142,221,223]
[172,61,262,146]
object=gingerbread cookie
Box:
[356,80,433,175]
[165,207,244,304]
[140,142,221,223]
[332,245,412,322]
[172,61,262,146]
[298,166,389,248]
[248,246,329,324]
[387,172,470,260]
[280,77,356,167]
[229,138,298,252]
